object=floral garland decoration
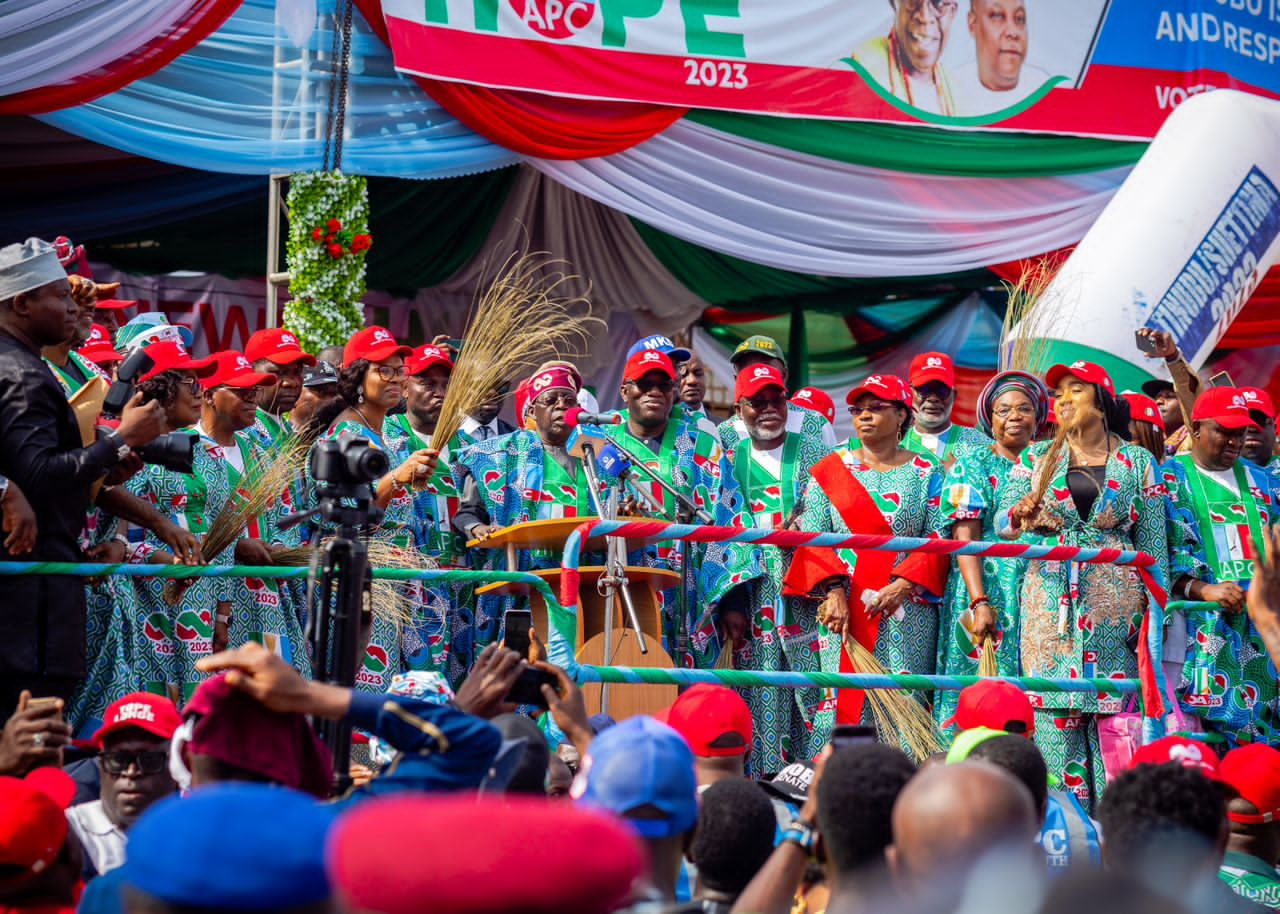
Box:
[284,171,372,353]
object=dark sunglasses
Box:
[101,749,169,776]
[627,377,675,394]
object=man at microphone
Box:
[600,349,723,653]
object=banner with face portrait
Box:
[382,0,1280,140]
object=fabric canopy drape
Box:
[0,0,242,115]
[0,0,202,95]
[533,119,1132,277]
[351,0,687,159]
[36,0,515,178]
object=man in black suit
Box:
[0,238,168,710]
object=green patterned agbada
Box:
[698,428,833,775]
[998,440,1170,812]
[1161,455,1280,746]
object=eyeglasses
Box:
[900,0,958,15]
[374,365,408,382]
[101,749,169,776]
[992,404,1037,418]
[219,385,262,401]
[849,401,900,417]
[534,391,578,408]
[181,378,202,396]
[744,394,787,411]
[626,377,675,394]
[913,384,952,402]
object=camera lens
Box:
[347,444,389,481]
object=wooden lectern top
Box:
[466,516,652,551]
[474,565,680,598]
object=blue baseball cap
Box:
[626,334,691,364]
[124,783,335,910]
[576,716,698,839]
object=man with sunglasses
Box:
[901,351,992,465]
[67,693,179,878]
[603,349,722,654]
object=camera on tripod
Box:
[309,436,388,528]
[100,347,196,474]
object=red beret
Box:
[328,795,644,914]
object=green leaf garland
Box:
[284,171,371,352]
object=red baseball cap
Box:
[245,328,316,367]
[1128,735,1220,775]
[93,298,137,311]
[1238,386,1276,420]
[78,324,124,365]
[139,340,216,382]
[943,680,1035,735]
[407,344,454,377]
[329,796,645,914]
[623,349,676,383]
[1192,387,1259,430]
[1122,391,1165,431]
[663,684,753,757]
[201,350,278,390]
[343,326,412,368]
[846,374,912,407]
[735,364,786,400]
[909,352,955,389]
[1217,743,1280,824]
[0,768,76,879]
[790,387,835,423]
[93,692,182,749]
[1045,361,1115,398]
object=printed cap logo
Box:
[1232,394,1246,409]
[89,327,105,343]
[1169,742,1203,762]
[1071,361,1087,369]
[112,702,156,724]
[794,390,812,401]
[235,355,252,372]
[279,333,299,348]
[372,329,393,345]
[926,356,943,368]
[1146,407,1155,417]
[752,366,772,380]
[644,336,674,350]
[641,351,663,363]
[532,372,554,391]
[421,346,443,359]
[866,375,882,385]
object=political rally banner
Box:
[382,0,1280,140]
[1004,89,1280,392]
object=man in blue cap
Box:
[576,715,699,906]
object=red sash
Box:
[784,452,948,722]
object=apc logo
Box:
[372,328,394,345]
[640,351,663,363]
[278,333,299,348]
[752,366,772,380]
[511,0,595,39]
[234,355,253,372]
[88,326,106,344]
[531,372,554,392]
[926,356,943,368]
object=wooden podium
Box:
[469,517,679,719]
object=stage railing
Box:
[559,519,1172,741]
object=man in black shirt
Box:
[0,238,168,710]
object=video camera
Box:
[100,347,196,475]
[308,436,387,529]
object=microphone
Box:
[596,444,666,516]
[564,406,622,427]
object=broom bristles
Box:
[978,636,999,677]
[843,637,941,762]
[999,256,1075,376]
[430,251,605,451]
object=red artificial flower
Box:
[311,227,324,242]
[326,243,344,259]
[351,233,372,253]
[327,218,342,232]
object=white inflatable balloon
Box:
[1011,89,1280,391]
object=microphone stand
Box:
[579,442,649,657]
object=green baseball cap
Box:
[730,334,786,368]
